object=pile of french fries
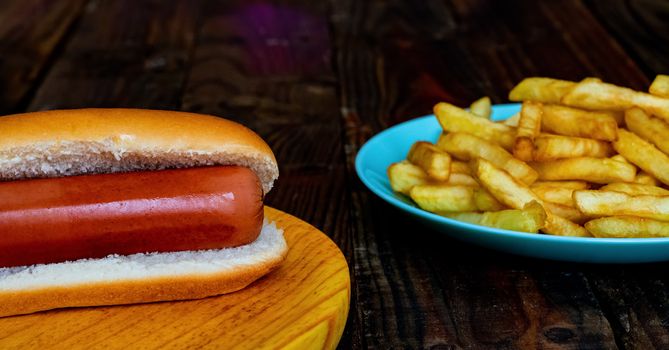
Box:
[388,75,669,238]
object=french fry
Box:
[541,104,618,141]
[650,74,669,98]
[531,180,589,190]
[574,190,669,221]
[441,201,546,233]
[624,108,669,156]
[610,154,629,164]
[434,102,516,150]
[473,158,542,209]
[388,161,478,195]
[407,141,451,181]
[513,102,542,161]
[543,202,588,224]
[474,187,505,211]
[543,212,591,237]
[439,212,483,224]
[447,173,479,187]
[533,134,613,161]
[437,132,538,185]
[530,186,576,207]
[502,113,520,127]
[410,185,477,212]
[451,160,472,175]
[530,157,636,184]
[585,216,669,238]
[634,172,660,186]
[388,161,429,195]
[600,182,669,196]
[509,77,576,104]
[613,129,669,186]
[561,80,669,124]
[484,201,545,233]
[470,96,492,119]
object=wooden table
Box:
[1,0,668,348]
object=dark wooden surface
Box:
[1,0,668,349]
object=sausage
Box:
[0,166,264,267]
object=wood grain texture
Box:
[27,0,200,111]
[329,0,654,348]
[0,0,86,113]
[586,0,669,77]
[1,0,669,349]
[0,207,350,350]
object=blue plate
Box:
[355,103,669,263]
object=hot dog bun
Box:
[0,109,286,317]
[0,108,278,193]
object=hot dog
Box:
[0,108,286,318]
[0,166,264,267]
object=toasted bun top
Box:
[0,109,278,193]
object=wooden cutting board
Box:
[0,207,350,350]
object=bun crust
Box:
[0,108,279,193]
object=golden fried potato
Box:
[531,180,589,190]
[610,154,630,164]
[439,212,483,224]
[585,216,669,238]
[613,129,669,186]
[561,80,669,123]
[502,113,520,127]
[474,187,505,211]
[634,172,660,186]
[513,101,542,161]
[600,182,669,196]
[509,77,576,104]
[388,161,478,195]
[530,157,636,184]
[388,161,430,195]
[533,134,613,161]
[437,132,538,185]
[451,160,472,175]
[442,201,546,233]
[650,74,669,98]
[530,186,576,207]
[541,104,618,141]
[434,102,516,150]
[624,108,669,156]
[543,212,591,237]
[410,185,478,212]
[470,96,492,119]
[473,158,542,209]
[447,173,479,187]
[543,202,588,224]
[574,190,669,221]
[407,141,451,181]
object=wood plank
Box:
[329,0,649,347]
[177,1,356,347]
[0,0,86,114]
[27,0,200,111]
[585,0,669,77]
